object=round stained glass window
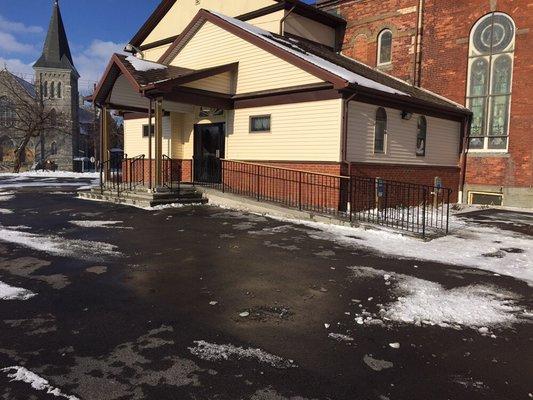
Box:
[473,14,514,54]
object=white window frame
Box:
[373,107,388,154]
[466,12,515,153]
[377,29,393,66]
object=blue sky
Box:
[0,0,315,94]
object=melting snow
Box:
[0,192,14,201]
[0,226,120,260]
[0,171,98,179]
[69,220,125,228]
[189,340,296,369]
[0,281,36,300]
[0,208,13,214]
[1,366,79,399]
[126,55,167,72]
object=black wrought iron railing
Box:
[100,152,129,197]
[162,155,181,192]
[192,159,452,237]
[129,154,145,190]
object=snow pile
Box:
[69,220,124,228]
[348,267,526,330]
[0,281,36,300]
[0,226,121,260]
[1,366,79,400]
[189,340,296,369]
[0,208,13,214]
[269,214,533,284]
[384,277,521,328]
[209,11,407,96]
[126,55,167,72]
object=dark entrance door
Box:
[193,123,225,183]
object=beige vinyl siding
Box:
[124,117,173,158]
[182,71,233,93]
[284,13,336,49]
[346,102,461,166]
[246,10,286,33]
[143,44,172,62]
[170,21,323,93]
[142,0,277,46]
[227,99,343,161]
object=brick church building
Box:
[317,0,532,207]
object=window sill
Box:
[467,151,510,158]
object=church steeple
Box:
[34,0,78,76]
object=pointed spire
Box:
[34,0,78,76]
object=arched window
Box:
[377,29,392,65]
[50,82,55,99]
[43,81,48,98]
[57,82,62,98]
[50,141,58,155]
[0,97,15,127]
[49,108,57,127]
[0,136,13,162]
[467,13,515,151]
[374,107,387,153]
[416,116,427,156]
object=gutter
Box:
[280,4,297,36]
[341,90,357,164]
[459,113,472,203]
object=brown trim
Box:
[122,112,148,120]
[93,54,143,105]
[160,87,234,109]
[139,35,179,51]
[152,62,238,92]
[158,10,349,89]
[235,87,341,109]
[237,3,286,23]
[233,82,333,99]
[349,86,471,121]
[105,103,148,113]
[349,161,461,171]
[129,0,177,47]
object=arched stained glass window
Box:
[377,29,392,65]
[416,116,427,156]
[57,82,62,98]
[374,107,387,153]
[43,81,48,98]
[467,13,515,151]
[50,141,58,155]
[0,97,15,127]
[50,82,55,99]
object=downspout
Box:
[412,0,424,86]
[341,91,357,167]
[459,114,472,204]
[280,4,297,36]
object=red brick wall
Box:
[323,0,533,192]
[121,159,193,186]
[349,162,460,202]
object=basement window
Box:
[468,191,503,206]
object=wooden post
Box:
[154,99,164,188]
[101,106,110,182]
[148,99,153,190]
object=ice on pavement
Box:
[1,366,79,399]
[69,220,125,228]
[0,281,36,300]
[189,340,296,369]
[348,267,526,330]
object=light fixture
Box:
[124,43,145,59]
[401,111,413,120]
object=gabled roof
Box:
[93,53,237,105]
[0,70,36,98]
[128,0,346,48]
[34,0,78,75]
[158,9,469,117]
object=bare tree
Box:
[0,69,71,173]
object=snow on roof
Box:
[125,55,167,72]
[208,10,408,97]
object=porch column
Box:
[101,106,109,163]
[154,99,164,187]
[148,99,153,189]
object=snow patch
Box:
[0,208,13,214]
[1,366,79,399]
[69,220,125,228]
[189,340,296,369]
[126,55,167,72]
[0,171,98,179]
[0,281,36,300]
[0,226,120,260]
